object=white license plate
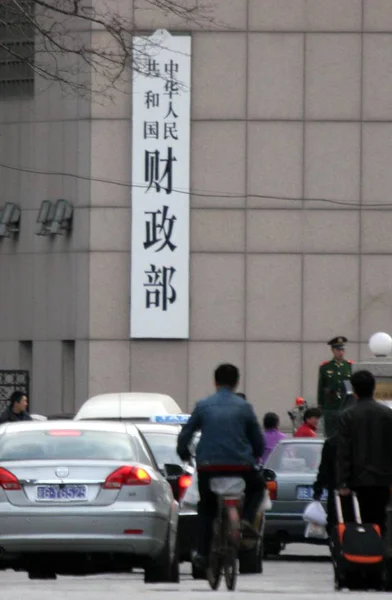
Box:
[36,485,87,501]
[296,486,328,501]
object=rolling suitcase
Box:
[330,491,385,591]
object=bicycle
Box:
[207,477,246,591]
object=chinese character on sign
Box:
[144,205,177,252]
[144,121,159,139]
[144,264,177,311]
[131,33,191,339]
[164,122,178,140]
[145,91,159,109]
[164,78,179,100]
[165,100,178,119]
[145,58,160,77]
[165,59,179,79]
[164,60,180,115]
[145,147,177,194]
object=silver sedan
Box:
[264,438,327,556]
[0,420,179,582]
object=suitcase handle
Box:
[334,490,362,525]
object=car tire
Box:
[192,562,206,580]
[239,511,264,574]
[144,526,180,584]
[263,541,282,558]
[239,541,263,574]
[28,571,57,580]
[191,552,207,580]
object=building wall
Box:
[0,21,92,413]
[2,1,392,425]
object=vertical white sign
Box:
[131,30,191,339]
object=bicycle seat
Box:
[209,477,245,496]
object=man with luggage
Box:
[337,370,392,533]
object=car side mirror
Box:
[263,468,276,482]
[163,463,184,478]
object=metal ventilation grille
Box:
[0,370,30,413]
[0,1,34,97]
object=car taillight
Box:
[103,466,151,489]
[267,480,277,501]
[178,474,192,500]
[0,467,21,490]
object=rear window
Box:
[0,430,139,462]
[78,418,151,422]
[266,442,323,473]
[142,432,183,467]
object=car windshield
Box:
[0,430,139,461]
[142,432,183,466]
[267,442,323,473]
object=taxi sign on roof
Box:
[150,414,191,424]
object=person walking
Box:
[0,391,32,424]
[337,370,392,533]
[262,412,286,464]
[313,433,355,544]
[317,336,353,437]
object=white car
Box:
[74,392,183,422]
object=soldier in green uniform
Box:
[317,336,354,437]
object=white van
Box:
[74,392,183,422]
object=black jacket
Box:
[337,397,392,488]
[313,435,338,533]
[0,407,32,424]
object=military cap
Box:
[328,336,348,349]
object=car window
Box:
[77,418,150,422]
[267,442,323,473]
[0,430,140,462]
[142,432,183,467]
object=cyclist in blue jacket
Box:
[177,363,265,570]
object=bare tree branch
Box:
[0,0,218,98]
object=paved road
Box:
[0,544,385,599]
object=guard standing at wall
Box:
[317,336,353,437]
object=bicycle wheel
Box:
[207,520,223,590]
[224,546,237,590]
[224,506,239,590]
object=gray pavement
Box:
[0,544,386,598]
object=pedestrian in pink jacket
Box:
[262,412,286,464]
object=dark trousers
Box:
[323,412,340,438]
[196,469,265,557]
[327,487,390,535]
[353,487,390,534]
